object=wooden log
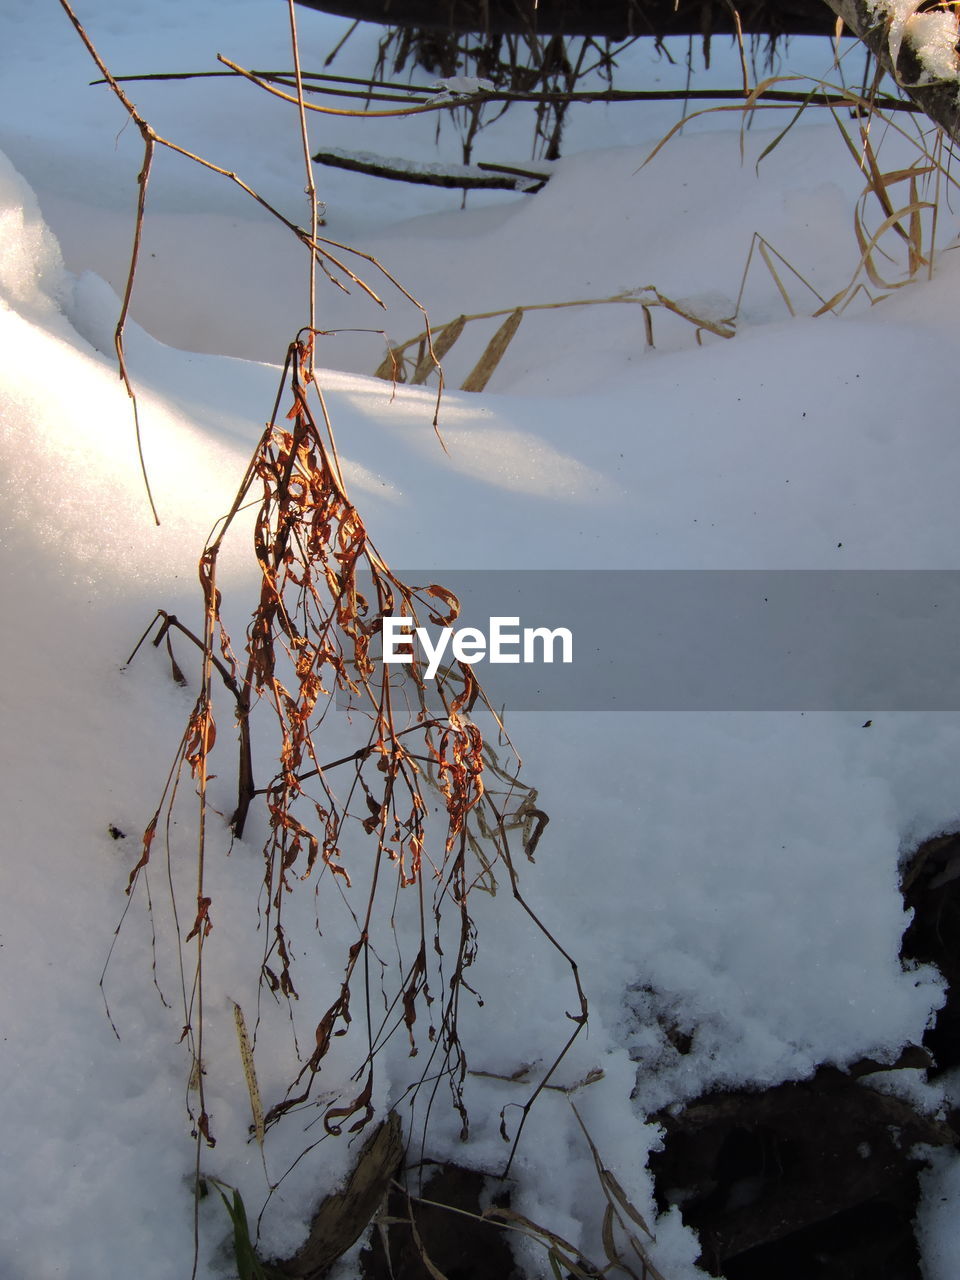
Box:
[295,0,840,40]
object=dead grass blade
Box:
[734,233,831,319]
[232,1000,265,1150]
[642,68,958,333]
[412,315,466,385]
[460,309,523,392]
[812,193,937,314]
[218,53,484,120]
[753,83,826,172]
[570,1103,667,1280]
[377,288,736,390]
[479,1206,600,1278]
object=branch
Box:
[99,67,924,114]
[822,0,960,146]
[312,148,550,190]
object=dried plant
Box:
[368,55,960,395]
[641,55,960,319]
[374,289,737,392]
[60,2,589,1274]
[70,10,954,1278]
[118,325,587,1271]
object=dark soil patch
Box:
[643,828,960,1279]
[648,1068,953,1278]
[309,831,960,1280]
[902,831,960,1082]
[360,1164,521,1280]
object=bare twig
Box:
[58,0,160,523]
[287,0,319,367]
[98,66,924,113]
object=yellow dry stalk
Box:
[232,1000,265,1148]
[375,289,735,391]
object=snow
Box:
[429,75,496,100]
[867,0,960,84]
[918,1145,960,1280]
[2,3,960,1279]
[905,12,960,82]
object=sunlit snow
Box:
[3,3,960,1278]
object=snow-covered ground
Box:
[3,2,960,1277]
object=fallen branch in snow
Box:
[312,147,551,191]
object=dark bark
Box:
[312,148,549,189]
[274,1113,404,1278]
[294,0,841,40]
[822,1,960,149]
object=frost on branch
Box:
[866,0,960,85]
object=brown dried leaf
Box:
[324,1070,374,1135]
[425,583,461,626]
[126,814,157,892]
[185,895,213,943]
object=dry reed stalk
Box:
[461,309,524,392]
[638,66,960,326]
[377,288,737,391]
